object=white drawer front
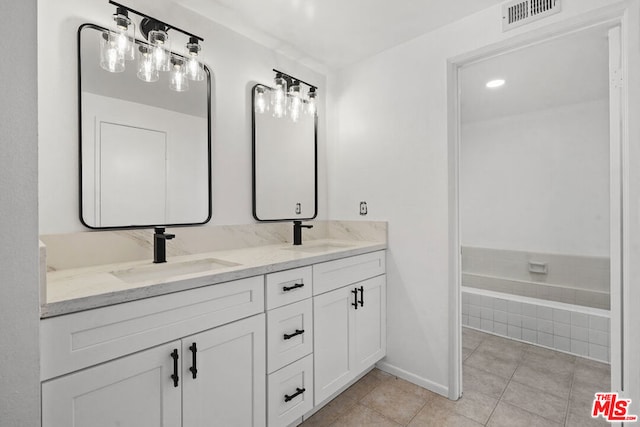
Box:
[41,276,264,381]
[268,354,314,427]
[313,251,386,295]
[267,299,313,373]
[266,266,312,310]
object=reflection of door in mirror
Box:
[252,84,317,221]
[79,24,211,229]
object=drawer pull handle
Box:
[283,283,304,292]
[351,288,359,309]
[284,387,306,402]
[189,343,198,379]
[359,285,364,307]
[170,349,179,387]
[283,329,305,340]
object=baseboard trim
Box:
[375,361,449,398]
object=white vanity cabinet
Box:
[265,267,315,427]
[312,251,386,405]
[41,276,266,427]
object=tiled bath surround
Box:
[462,246,610,309]
[462,287,610,363]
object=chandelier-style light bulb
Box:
[137,44,159,82]
[169,57,189,92]
[113,7,135,61]
[306,87,317,116]
[255,86,269,114]
[185,37,205,81]
[149,28,170,72]
[271,74,287,118]
[288,80,303,122]
[99,31,125,73]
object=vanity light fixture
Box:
[486,78,506,88]
[261,69,319,121]
[169,56,189,92]
[100,1,205,92]
[288,80,303,122]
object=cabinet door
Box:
[353,275,387,372]
[42,341,181,427]
[182,313,266,427]
[313,286,356,405]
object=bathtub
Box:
[462,286,610,363]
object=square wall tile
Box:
[462,304,469,315]
[481,296,494,308]
[462,292,470,304]
[571,325,588,342]
[553,336,571,352]
[494,322,508,336]
[538,331,554,347]
[571,312,588,327]
[508,300,522,314]
[553,308,571,324]
[469,305,481,318]
[494,310,508,324]
[462,315,469,326]
[508,325,522,340]
[554,322,571,338]
[522,303,537,317]
[571,339,589,357]
[507,313,521,327]
[589,343,609,362]
[481,307,493,320]
[589,315,609,332]
[522,328,537,343]
[494,298,508,312]
[537,319,553,334]
[537,306,553,320]
[469,316,481,329]
[522,316,537,330]
[469,294,482,306]
[481,319,494,332]
[589,329,609,346]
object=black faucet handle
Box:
[302,224,313,229]
[166,233,176,240]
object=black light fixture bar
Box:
[108,0,204,42]
[273,69,317,90]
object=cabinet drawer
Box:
[266,266,312,310]
[313,251,385,295]
[268,354,314,427]
[41,276,264,381]
[267,299,313,373]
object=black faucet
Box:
[153,227,175,263]
[293,221,313,246]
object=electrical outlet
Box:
[359,201,368,216]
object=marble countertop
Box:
[42,239,386,318]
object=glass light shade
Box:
[169,57,189,92]
[271,75,287,118]
[306,88,317,116]
[149,29,171,71]
[99,31,125,73]
[255,86,269,114]
[137,45,159,82]
[185,56,205,81]
[113,13,135,61]
[288,82,302,122]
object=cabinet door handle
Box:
[284,387,306,402]
[359,285,364,307]
[351,288,359,309]
[189,343,198,379]
[170,349,179,387]
[283,329,305,340]
[283,283,304,292]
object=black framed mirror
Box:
[78,23,212,229]
[252,83,317,221]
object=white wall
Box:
[328,0,640,401]
[38,0,327,234]
[0,1,41,425]
[461,99,610,257]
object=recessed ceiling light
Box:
[486,79,505,88]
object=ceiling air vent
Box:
[502,0,561,31]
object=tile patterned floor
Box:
[300,327,610,426]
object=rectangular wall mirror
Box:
[78,24,212,229]
[252,83,317,221]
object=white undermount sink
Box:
[111,258,240,284]
[284,242,355,253]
